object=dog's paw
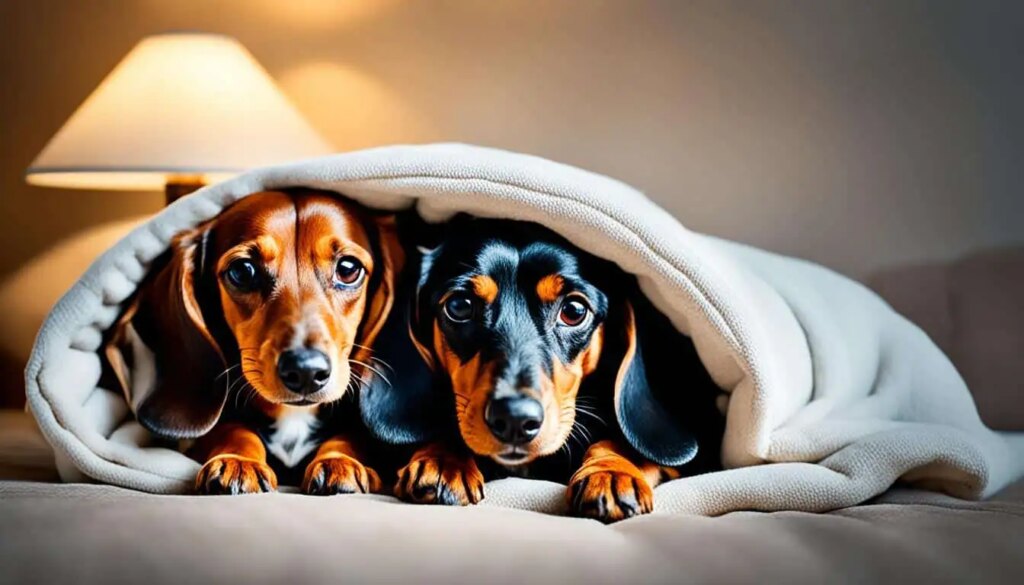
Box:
[303,455,382,495]
[395,451,485,506]
[568,464,653,523]
[195,455,277,495]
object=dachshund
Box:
[360,217,723,522]
[106,190,401,495]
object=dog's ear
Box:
[359,247,448,444]
[355,215,405,360]
[108,227,229,439]
[409,244,441,369]
[605,299,699,467]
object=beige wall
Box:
[2,0,1022,284]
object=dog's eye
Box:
[335,256,365,287]
[443,294,475,323]
[559,298,589,327]
[224,259,259,291]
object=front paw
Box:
[568,465,653,523]
[195,455,277,495]
[303,455,382,495]
[395,451,485,506]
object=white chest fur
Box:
[265,406,320,468]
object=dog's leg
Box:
[192,423,278,495]
[394,443,485,506]
[568,439,678,522]
[302,436,383,495]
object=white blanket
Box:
[25,144,1024,515]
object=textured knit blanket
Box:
[25,144,1024,515]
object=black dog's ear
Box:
[608,299,700,467]
[359,248,448,444]
[106,227,229,439]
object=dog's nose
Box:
[276,348,331,395]
[485,396,544,445]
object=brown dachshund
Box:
[106,190,401,495]
[361,217,723,522]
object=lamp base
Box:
[164,177,206,206]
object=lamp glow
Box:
[26,32,332,201]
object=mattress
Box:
[5,410,1021,583]
[1,479,1022,584]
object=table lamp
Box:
[25,32,333,204]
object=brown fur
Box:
[535,273,564,303]
[215,192,383,405]
[568,439,678,522]
[395,443,485,505]
[111,190,400,494]
[438,305,607,463]
[303,437,383,495]
[192,424,277,494]
[470,274,499,304]
[433,321,503,456]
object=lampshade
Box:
[26,32,333,191]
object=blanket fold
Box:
[25,143,1024,513]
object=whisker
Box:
[577,424,593,445]
[566,418,583,444]
[228,375,248,396]
[241,384,259,409]
[215,364,241,382]
[575,408,606,427]
[349,359,391,388]
[369,356,395,374]
[577,401,606,428]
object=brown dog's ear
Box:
[107,227,229,439]
[355,215,405,362]
[607,299,700,467]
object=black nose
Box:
[485,396,544,445]
[276,348,331,395]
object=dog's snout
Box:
[276,348,331,395]
[485,396,544,445]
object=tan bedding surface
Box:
[1,480,1022,584]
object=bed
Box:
[2,240,1021,583]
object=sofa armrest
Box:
[868,247,1024,430]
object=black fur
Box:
[361,216,724,483]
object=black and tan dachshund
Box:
[361,217,723,522]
